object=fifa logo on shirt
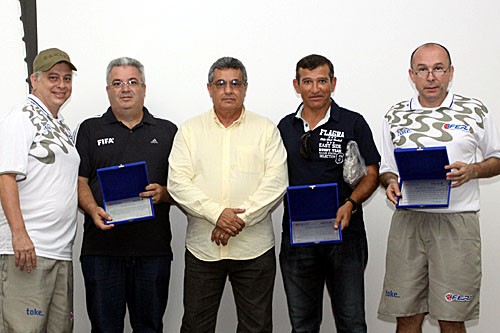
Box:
[97,137,115,146]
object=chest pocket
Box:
[235,145,264,174]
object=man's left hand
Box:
[445,161,478,188]
[334,203,353,230]
[140,183,169,204]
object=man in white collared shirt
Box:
[378,43,500,333]
[168,57,288,332]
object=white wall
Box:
[2,0,500,331]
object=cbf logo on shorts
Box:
[444,292,473,302]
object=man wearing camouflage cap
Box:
[0,48,79,332]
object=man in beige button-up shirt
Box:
[168,57,288,332]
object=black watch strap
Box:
[344,197,358,214]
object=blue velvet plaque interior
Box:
[394,146,451,208]
[97,161,154,224]
[286,183,342,245]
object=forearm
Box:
[379,172,398,188]
[0,173,36,270]
[349,164,380,204]
[77,176,100,214]
[0,174,26,234]
[239,187,286,226]
[167,128,225,223]
[471,157,500,179]
[168,176,224,224]
[160,185,175,204]
[239,133,288,226]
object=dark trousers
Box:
[279,235,368,333]
[81,255,171,333]
[181,248,276,333]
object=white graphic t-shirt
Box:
[380,92,500,213]
[0,95,80,260]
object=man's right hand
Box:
[386,181,401,205]
[90,206,114,230]
[11,229,36,272]
[211,226,231,246]
[216,208,246,236]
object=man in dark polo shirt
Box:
[76,57,177,333]
[278,54,380,333]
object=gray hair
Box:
[106,57,145,84]
[208,57,247,83]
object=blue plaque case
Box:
[394,146,451,208]
[286,183,341,245]
[97,161,155,224]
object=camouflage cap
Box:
[33,48,77,72]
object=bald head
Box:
[410,43,452,69]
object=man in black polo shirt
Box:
[278,54,380,333]
[76,57,177,333]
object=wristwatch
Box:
[344,197,358,214]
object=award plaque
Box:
[97,161,154,224]
[394,146,451,209]
[286,183,342,245]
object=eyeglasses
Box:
[210,79,245,89]
[299,131,312,160]
[413,66,451,78]
[108,79,144,89]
